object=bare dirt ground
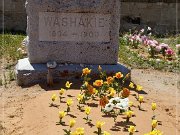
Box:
[0,69,179,135]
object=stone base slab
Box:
[15,58,131,86]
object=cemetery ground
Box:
[0,33,180,135]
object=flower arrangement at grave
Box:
[48,66,164,135]
[121,27,179,72]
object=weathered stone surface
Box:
[15,58,130,86]
[26,0,120,64]
[1,1,180,34]
[39,12,111,42]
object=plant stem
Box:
[98,128,101,135]
[126,117,130,123]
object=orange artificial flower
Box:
[93,80,103,87]
[121,88,130,98]
[87,84,96,95]
[106,76,114,85]
[114,72,124,79]
[99,96,109,108]
[82,68,91,75]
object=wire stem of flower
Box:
[98,128,102,135]
[59,118,62,124]
[139,103,141,110]
[59,96,62,102]
[126,117,130,123]
[67,106,70,114]
[86,115,89,122]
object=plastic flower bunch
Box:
[85,84,97,99]
[129,34,141,49]
[93,80,103,94]
[125,110,134,123]
[108,87,116,98]
[83,106,92,122]
[112,72,124,97]
[77,93,84,110]
[165,48,174,60]
[59,88,65,102]
[121,88,130,98]
[99,96,109,111]
[71,127,85,135]
[159,43,169,58]
[144,129,163,135]
[63,119,76,135]
[128,126,136,135]
[151,102,157,119]
[129,82,135,89]
[50,94,57,106]
[66,99,73,114]
[81,67,91,86]
[58,111,66,125]
[138,95,144,110]
[104,97,129,113]
[96,121,105,135]
[103,131,111,135]
[147,40,158,58]
[136,85,143,99]
[151,119,158,131]
[65,81,72,90]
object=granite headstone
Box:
[15,0,130,86]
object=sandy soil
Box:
[0,69,179,135]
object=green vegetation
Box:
[0,34,25,86]
[0,34,26,61]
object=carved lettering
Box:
[39,12,110,42]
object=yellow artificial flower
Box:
[67,99,73,106]
[138,96,144,103]
[109,88,116,97]
[77,94,84,102]
[108,87,114,93]
[82,68,91,75]
[98,65,102,71]
[59,111,66,119]
[51,94,57,102]
[96,121,105,129]
[128,126,136,133]
[65,81,72,89]
[94,88,98,95]
[75,127,85,135]
[69,119,76,128]
[106,76,114,85]
[114,72,123,79]
[151,129,163,135]
[129,101,134,107]
[103,81,108,85]
[136,85,143,91]
[93,80,103,87]
[144,129,163,135]
[85,107,91,115]
[125,111,134,118]
[59,88,65,95]
[152,120,158,129]
[103,131,111,135]
[129,82,135,89]
[151,102,157,111]
[84,81,88,86]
